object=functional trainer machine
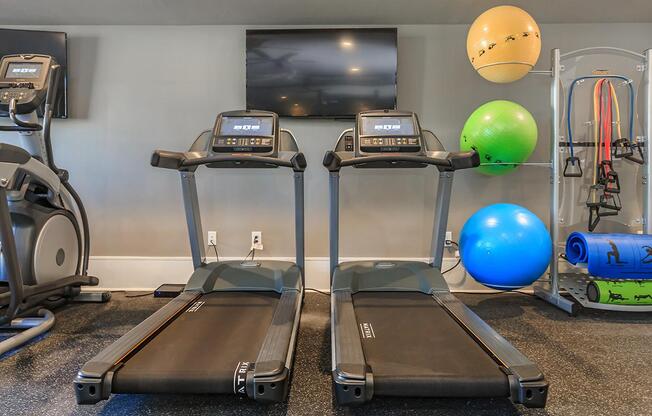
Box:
[532,48,652,313]
[0,54,109,356]
[75,110,306,403]
[323,110,548,407]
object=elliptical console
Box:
[0,54,55,115]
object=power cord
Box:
[241,248,256,264]
[210,243,220,261]
[125,291,155,298]
[442,240,461,275]
[455,290,538,298]
[305,288,331,296]
[109,290,154,298]
[559,253,572,264]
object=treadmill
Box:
[75,110,306,404]
[323,110,548,408]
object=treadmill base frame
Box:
[330,261,549,408]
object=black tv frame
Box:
[246,27,398,119]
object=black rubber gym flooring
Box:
[1,292,651,415]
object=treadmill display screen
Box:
[361,116,415,136]
[5,62,43,79]
[219,116,274,137]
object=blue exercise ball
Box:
[459,203,552,290]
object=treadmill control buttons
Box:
[213,137,274,150]
[362,137,418,146]
[360,136,422,153]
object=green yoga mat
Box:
[587,280,652,305]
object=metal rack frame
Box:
[533,47,652,314]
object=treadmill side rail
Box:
[433,292,548,408]
[249,289,302,403]
[331,290,373,404]
[73,291,201,404]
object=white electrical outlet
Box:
[207,231,217,246]
[445,231,453,246]
[251,231,263,250]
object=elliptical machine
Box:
[0,54,109,356]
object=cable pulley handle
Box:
[563,157,582,177]
[612,138,634,159]
[7,98,42,131]
[624,142,645,165]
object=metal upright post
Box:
[550,48,561,296]
[430,171,454,270]
[180,171,206,270]
[329,172,340,281]
[294,171,305,286]
[644,49,652,234]
[534,49,576,314]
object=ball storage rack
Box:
[529,48,652,314]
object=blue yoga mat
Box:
[565,233,652,280]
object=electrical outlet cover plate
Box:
[251,231,263,250]
[207,231,217,246]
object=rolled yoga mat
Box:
[565,232,652,280]
[587,280,652,305]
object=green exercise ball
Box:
[460,100,538,176]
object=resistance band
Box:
[593,79,614,185]
[591,79,605,191]
[566,75,634,161]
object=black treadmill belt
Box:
[112,291,279,395]
[352,292,510,398]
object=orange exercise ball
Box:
[467,5,541,83]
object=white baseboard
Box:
[86,256,498,293]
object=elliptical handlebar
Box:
[42,63,62,173]
[2,98,43,132]
[44,64,61,108]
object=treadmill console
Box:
[212,110,278,157]
[0,54,55,114]
[356,110,423,156]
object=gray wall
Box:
[2,24,651,259]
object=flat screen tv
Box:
[0,28,68,118]
[246,28,397,118]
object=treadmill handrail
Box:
[433,292,545,376]
[323,150,480,172]
[151,150,307,172]
[253,290,300,378]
